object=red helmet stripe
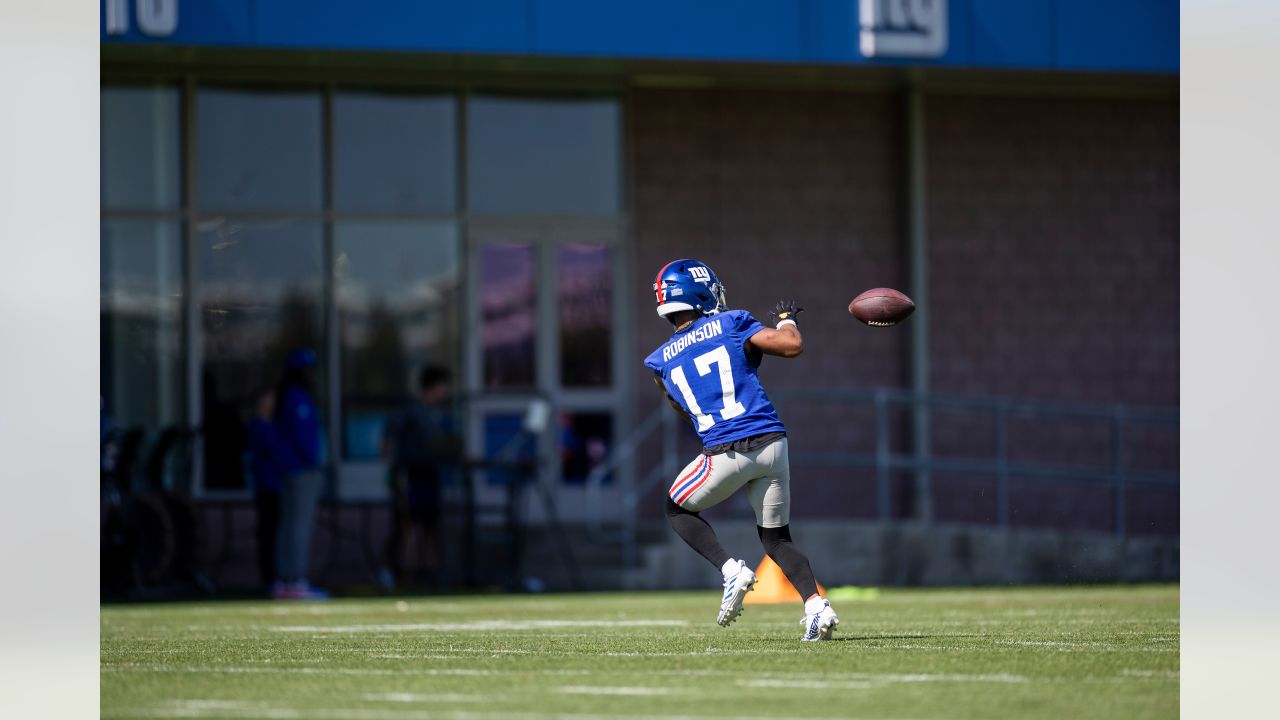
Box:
[654,261,675,303]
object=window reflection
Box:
[197,88,323,211]
[336,221,461,459]
[560,412,612,485]
[467,97,621,214]
[481,242,536,388]
[558,243,611,386]
[101,86,181,209]
[334,93,457,214]
[198,219,324,489]
[483,413,536,486]
[100,220,185,430]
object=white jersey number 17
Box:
[669,345,746,431]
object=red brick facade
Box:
[926,94,1178,534]
[926,94,1178,406]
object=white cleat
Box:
[716,560,757,627]
[800,596,839,641]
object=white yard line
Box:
[102,665,494,676]
[102,664,598,677]
[123,704,917,720]
[741,678,884,690]
[556,686,676,696]
[1121,669,1180,679]
[739,672,1027,690]
[270,620,689,632]
[993,639,1177,653]
[361,693,487,703]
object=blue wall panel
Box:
[254,0,530,54]
[101,0,1178,74]
[533,0,802,61]
[804,0,860,63]
[1055,0,1179,72]
[968,0,1053,69]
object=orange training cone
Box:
[742,555,825,605]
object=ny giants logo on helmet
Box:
[653,259,727,318]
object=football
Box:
[848,287,915,327]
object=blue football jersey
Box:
[644,310,786,447]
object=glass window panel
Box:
[196,88,322,211]
[100,220,185,431]
[467,97,620,214]
[101,86,181,209]
[334,93,457,214]
[558,243,612,387]
[198,219,324,489]
[559,412,612,485]
[480,242,536,388]
[336,221,461,460]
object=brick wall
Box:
[926,94,1179,534]
[926,94,1178,405]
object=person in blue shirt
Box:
[644,259,839,641]
[271,349,328,600]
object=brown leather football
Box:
[848,288,915,327]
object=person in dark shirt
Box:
[202,371,246,490]
[381,365,460,589]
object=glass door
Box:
[465,219,629,525]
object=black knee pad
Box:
[666,496,693,519]
[757,524,793,553]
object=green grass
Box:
[102,585,1178,719]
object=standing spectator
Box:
[202,371,246,490]
[381,365,461,589]
[272,349,328,600]
[246,386,285,595]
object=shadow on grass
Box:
[827,634,983,642]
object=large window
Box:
[467,97,621,215]
[337,221,460,460]
[100,86,183,438]
[332,92,461,462]
[100,220,185,431]
[333,93,457,214]
[197,219,325,489]
[101,87,180,209]
[196,89,323,212]
[465,96,623,493]
[194,88,328,490]
[101,84,624,498]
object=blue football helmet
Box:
[652,259,727,318]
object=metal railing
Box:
[585,388,1178,566]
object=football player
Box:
[644,259,839,641]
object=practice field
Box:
[102,585,1177,719]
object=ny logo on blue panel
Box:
[859,0,947,59]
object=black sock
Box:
[666,497,732,570]
[758,524,819,600]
